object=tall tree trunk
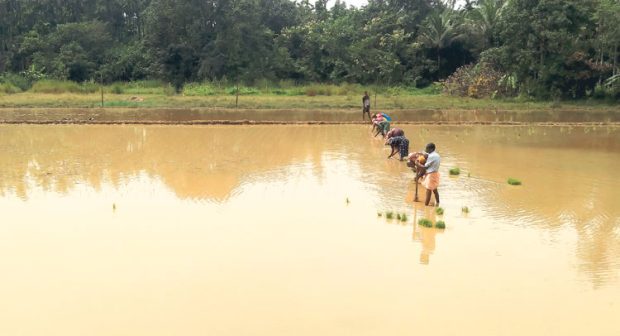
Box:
[614,44,618,76]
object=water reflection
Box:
[0,124,619,286]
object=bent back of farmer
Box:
[374,113,390,137]
[387,135,409,161]
[385,127,404,140]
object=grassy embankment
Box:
[1,79,618,112]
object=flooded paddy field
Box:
[0,124,619,335]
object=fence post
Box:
[100,73,104,108]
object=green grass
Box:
[418,218,433,228]
[30,79,99,94]
[435,220,446,229]
[507,178,522,186]
[449,167,461,176]
[0,79,617,110]
[436,207,444,215]
[461,206,470,213]
[0,82,21,94]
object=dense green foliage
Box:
[0,0,618,99]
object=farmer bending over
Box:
[385,127,404,140]
[386,136,409,161]
[374,114,390,137]
[416,143,440,206]
[371,113,382,133]
[408,152,428,183]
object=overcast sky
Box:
[332,0,467,8]
[338,0,367,7]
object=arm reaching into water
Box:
[388,146,398,159]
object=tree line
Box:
[0,0,618,99]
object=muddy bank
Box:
[0,107,619,124]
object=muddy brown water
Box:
[1,107,620,123]
[0,124,619,335]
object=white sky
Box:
[333,0,467,8]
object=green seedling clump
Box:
[386,211,394,219]
[449,167,461,176]
[507,178,522,186]
[418,218,433,228]
[461,206,470,214]
[397,213,402,220]
[377,212,383,217]
[400,213,408,222]
[436,207,444,215]
[435,220,446,229]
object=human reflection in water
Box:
[411,202,444,265]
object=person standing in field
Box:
[416,143,440,206]
[362,91,371,121]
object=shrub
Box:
[81,81,99,93]
[435,221,446,229]
[305,84,334,96]
[443,62,517,99]
[225,86,259,95]
[31,80,77,93]
[0,83,21,94]
[418,218,433,228]
[122,80,166,94]
[183,82,218,96]
[449,167,460,176]
[110,84,124,94]
[1,73,32,91]
[163,84,177,96]
[507,178,522,186]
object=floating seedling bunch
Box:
[418,218,447,229]
[507,178,522,186]
[435,221,446,229]
[449,167,461,176]
[461,206,470,214]
[380,211,408,222]
[418,218,433,228]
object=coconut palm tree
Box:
[467,0,507,49]
[418,5,465,70]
